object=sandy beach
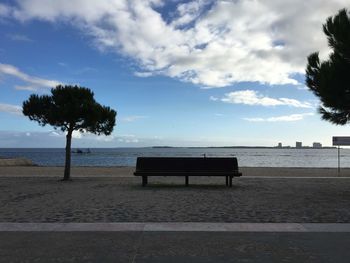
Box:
[0,158,36,167]
[1,176,350,223]
[0,165,350,178]
[1,164,350,223]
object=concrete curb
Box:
[243,176,350,179]
[1,223,350,232]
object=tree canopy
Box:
[23,85,117,180]
[23,85,116,134]
[306,8,350,125]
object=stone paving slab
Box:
[245,176,350,179]
[143,223,307,232]
[2,222,350,232]
[1,232,350,263]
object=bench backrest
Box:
[135,157,239,172]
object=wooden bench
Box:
[134,157,242,187]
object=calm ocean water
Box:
[0,147,349,168]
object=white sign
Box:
[333,136,350,146]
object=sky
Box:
[0,0,349,148]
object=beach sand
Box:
[2,164,350,223]
[1,156,349,177]
[1,176,350,223]
[0,166,349,177]
[0,158,35,167]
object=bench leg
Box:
[142,176,148,186]
[229,175,233,187]
[225,176,228,186]
[185,176,189,186]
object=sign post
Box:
[338,146,340,174]
[332,136,350,175]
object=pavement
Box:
[2,222,350,232]
[2,176,350,262]
[1,225,350,263]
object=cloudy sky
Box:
[0,0,349,147]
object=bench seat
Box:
[134,171,241,176]
[134,157,242,187]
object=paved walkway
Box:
[2,176,350,262]
[1,230,349,262]
[2,222,350,232]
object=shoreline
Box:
[0,166,349,177]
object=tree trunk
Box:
[63,129,73,181]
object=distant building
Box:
[313,142,322,148]
[296,141,302,148]
[277,142,282,148]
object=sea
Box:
[0,147,349,168]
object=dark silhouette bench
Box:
[134,157,242,187]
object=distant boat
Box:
[72,149,91,154]
[76,149,83,154]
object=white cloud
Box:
[46,130,139,143]
[0,63,60,91]
[0,3,11,17]
[0,103,22,115]
[171,0,210,28]
[117,135,139,143]
[219,90,312,108]
[72,131,82,139]
[120,115,148,122]
[0,130,143,147]
[7,34,33,42]
[209,96,219,101]
[297,86,309,91]
[2,0,346,87]
[134,72,154,78]
[201,86,217,90]
[14,85,39,91]
[49,131,61,137]
[244,113,314,122]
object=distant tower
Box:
[277,142,282,148]
[313,142,322,148]
[296,141,302,148]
